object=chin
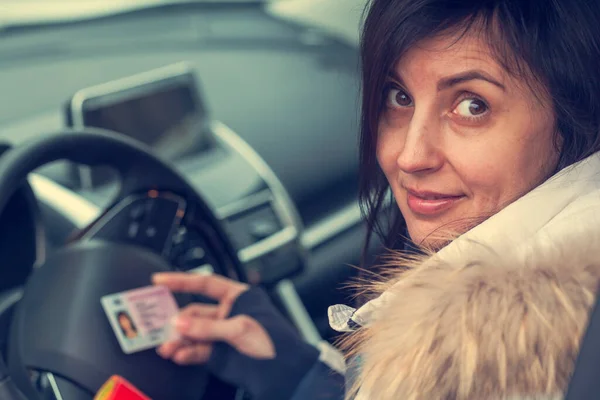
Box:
[406,217,482,250]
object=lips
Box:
[405,188,465,216]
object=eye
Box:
[386,87,413,108]
[452,97,489,119]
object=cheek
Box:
[451,133,559,207]
[453,158,508,200]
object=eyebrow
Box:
[387,69,506,91]
[437,70,505,91]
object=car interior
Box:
[0,2,378,399]
[0,1,595,399]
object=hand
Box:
[151,272,276,365]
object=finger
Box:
[152,272,248,301]
[172,343,212,365]
[176,315,245,341]
[179,303,219,319]
[157,338,189,359]
[177,315,275,359]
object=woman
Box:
[116,311,138,339]
[152,0,600,398]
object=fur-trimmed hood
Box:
[342,153,600,400]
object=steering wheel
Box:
[0,128,246,400]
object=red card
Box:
[94,375,151,400]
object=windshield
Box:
[0,0,271,27]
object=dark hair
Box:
[116,311,137,335]
[359,0,600,256]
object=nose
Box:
[396,114,444,174]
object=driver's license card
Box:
[100,285,180,354]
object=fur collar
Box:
[347,153,600,399]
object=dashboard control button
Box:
[186,247,206,261]
[188,264,214,275]
[249,220,279,241]
[145,226,157,238]
[180,246,207,268]
[172,226,187,244]
[127,222,140,238]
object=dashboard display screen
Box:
[79,72,212,160]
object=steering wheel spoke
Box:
[80,191,187,258]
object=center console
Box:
[61,63,321,344]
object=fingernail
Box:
[152,273,165,283]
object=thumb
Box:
[227,315,276,360]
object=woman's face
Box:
[377,32,560,245]
[119,314,133,331]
